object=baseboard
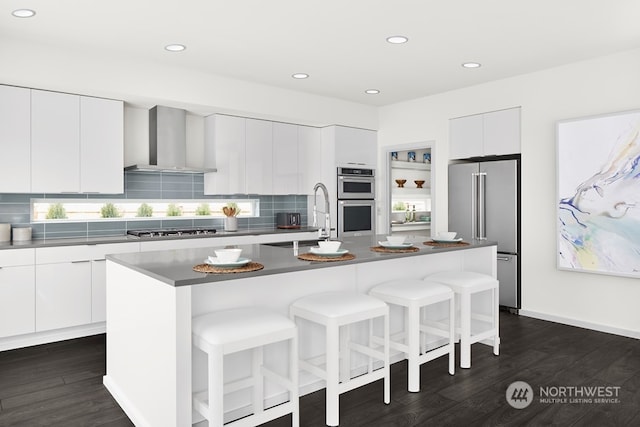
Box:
[519,310,640,339]
[0,323,106,352]
[103,375,152,427]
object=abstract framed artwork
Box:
[557,109,640,278]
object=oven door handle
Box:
[338,175,375,182]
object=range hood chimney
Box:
[125,106,216,173]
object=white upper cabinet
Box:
[204,114,246,194]
[9,87,124,194]
[0,85,31,193]
[298,125,322,194]
[483,107,521,156]
[205,114,322,195]
[331,125,377,168]
[31,89,81,193]
[273,122,299,195]
[449,113,483,159]
[449,107,521,159]
[80,96,124,193]
[245,118,273,194]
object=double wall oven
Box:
[337,167,376,237]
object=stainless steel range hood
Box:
[125,106,216,173]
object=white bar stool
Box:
[290,291,390,427]
[192,307,299,427]
[369,279,455,392]
[425,271,500,369]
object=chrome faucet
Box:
[313,182,331,240]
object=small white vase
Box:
[224,216,238,232]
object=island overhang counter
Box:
[103,235,497,427]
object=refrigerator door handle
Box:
[478,172,487,239]
[497,256,511,262]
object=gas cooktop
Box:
[126,228,217,238]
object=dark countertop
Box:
[106,235,497,287]
[0,227,319,250]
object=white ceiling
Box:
[3,0,640,107]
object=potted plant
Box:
[100,203,121,218]
[195,203,211,216]
[222,202,241,231]
[136,203,153,217]
[166,203,182,217]
[46,203,67,219]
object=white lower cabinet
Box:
[0,249,35,338]
[90,242,140,323]
[35,246,91,332]
[36,261,91,331]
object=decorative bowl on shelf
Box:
[414,180,425,188]
[395,179,407,188]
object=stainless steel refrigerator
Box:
[448,158,520,309]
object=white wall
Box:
[0,41,376,123]
[378,48,640,338]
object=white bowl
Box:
[318,240,342,252]
[386,235,406,245]
[214,248,242,263]
[436,231,457,240]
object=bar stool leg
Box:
[340,325,350,383]
[460,293,472,369]
[493,288,500,356]
[407,304,420,392]
[291,335,300,427]
[326,322,340,426]
[383,311,390,404]
[209,349,224,427]
[252,346,264,416]
[448,296,455,375]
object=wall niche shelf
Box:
[392,187,431,196]
[391,160,431,171]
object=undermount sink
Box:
[263,240,320,248]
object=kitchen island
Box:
[103,236,497,427]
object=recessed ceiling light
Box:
[462,62,481,68]
[365,89,380,95]
[164,44,186,52]
[12,9,36,18]
[386,35,408,44]
[292,73,309,79]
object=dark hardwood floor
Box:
[0,313,638,426]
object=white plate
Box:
[309,247,349,257]
[378,241,414,249]
[431,238,463,243]
[205,257,251,268]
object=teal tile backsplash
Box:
[0,171,308,239]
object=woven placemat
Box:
[370,246,420,253]
[423,241,470,248]
[297,252,356,262]
[193,262,264,274]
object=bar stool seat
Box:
[370,279,455,392]
[425,271,500,369]
[290,291,390,427]
[192,307,299,427]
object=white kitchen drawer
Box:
[0,248,35,267]
[90,242,140,260]
[36,245,92,264]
